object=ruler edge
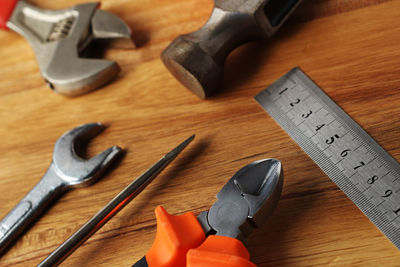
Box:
[293,68,400,174]
[255,67,400,249]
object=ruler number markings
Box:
[276,73,400,223]
[255,68,400,247]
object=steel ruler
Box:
[255,67,400,248]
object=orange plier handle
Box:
[137,206,256,267]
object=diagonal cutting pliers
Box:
[133,158,283,267]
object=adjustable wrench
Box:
[0,123,122,254]
[0,1,134,96]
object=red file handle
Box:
[0,0,18,29]
[145,206,256,267]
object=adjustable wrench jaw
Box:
[6,1,133,96]
[198,159,283,239]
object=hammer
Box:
[161,0,302,99]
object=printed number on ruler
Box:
[256,68,400,233]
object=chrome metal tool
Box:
[0,123,122,254]
[255,67,400,249]
[132,158,283,267]
[162,0,302,98]
[0,1,134,96]
[39,135,195,266]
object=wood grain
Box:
[0,0,399,266]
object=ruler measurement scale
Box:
[255,68,400,248]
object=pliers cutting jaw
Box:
[4,1,134,96]
[198,158,283,239]
[134,158,283,267]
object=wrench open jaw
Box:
[5,1,134,96]
[0,123,122,255]
[53,122,123,187]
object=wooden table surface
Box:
[0,0,399,266]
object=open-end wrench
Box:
[161,0,302,98]
[0,123,122,254]
[39,135,195,266]
[0,1,134,96]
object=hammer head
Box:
[161,0,302,99]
